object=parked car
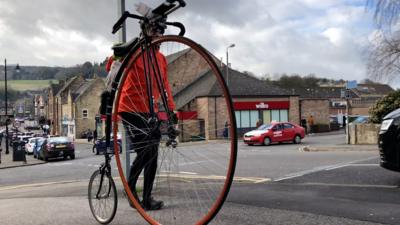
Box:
[93,134,122,155]
[350,116,370,124]
[33,137,46,159]
[243,122,305,146]
[379,108,400,172]
[39,136,75,161]
[25,137,40,154]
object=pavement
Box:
[0,146,45,169]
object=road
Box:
[0,132,398,225]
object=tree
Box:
[369,90,400,123]
[367,32,400,83]
[367,0,400,83]
[367,0,400,29]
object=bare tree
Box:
[367,0,400,29]
[367,0,400,83]
[367,31,400,83]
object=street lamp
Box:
[226,44,235,87]
[4,59,19,154]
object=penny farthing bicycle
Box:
[88,1,237,224]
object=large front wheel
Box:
[112,35,237,225]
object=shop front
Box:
[233,101,290,135]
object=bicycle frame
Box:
[95,153,112,199]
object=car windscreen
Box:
[257,124,273,130]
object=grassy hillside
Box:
[0,80,58,91]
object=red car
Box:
[243,122,305,146]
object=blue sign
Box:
[346,80,357,89]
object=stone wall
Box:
[196,97,210,139]
[74,78,105,138]
[300,99,330,125]
[349,124,380,145]
[289,96,300,124]
[168,49,210,95]
[178,119,202,142]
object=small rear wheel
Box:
[88,170,118,224]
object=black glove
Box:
[168,111,178,124]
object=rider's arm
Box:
[161,55,176,111]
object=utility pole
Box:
[118,0,127,43]
[4,59,9,154]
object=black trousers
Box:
[120,112,160,202]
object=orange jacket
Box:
[107,50,175,113]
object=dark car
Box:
[378,109,400,172]
[39,136,75,161]
[93,134,122,155]
[379,108,400,171]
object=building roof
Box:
[173,67,293,109]
[71,77,104,102]
[289,86,360,99]
[166,48,191,64]
[55,76,80,96]
[353,83,394,96]
[71,81,93,101]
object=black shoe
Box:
[143,198,164,211]
[125,191,142,209]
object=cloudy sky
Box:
[0,0,381,83]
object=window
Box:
[263,110,271,124]
[82,109,88,118]
[250,110,259,127]
[271,110,280,122]
[240,110,250,128]
[280,110,289,122]
[284,123,294,129]
[235,111,241,128]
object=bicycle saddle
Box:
[112,37,139,58]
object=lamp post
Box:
[4,60,19,154]
[226,44,235,87]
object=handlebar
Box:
[165,21,185,36]
[112,12,144,34]
[166,0,186,7]
[112,0,186,35]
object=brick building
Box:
[167,49,300,140]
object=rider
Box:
[106,31,175,211]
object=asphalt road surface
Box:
[0,132,397,225]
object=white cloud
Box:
[0,0,378,84]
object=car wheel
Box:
[293,135,301,144]
[43,156,48,161]
[247,144,254,146]
[70,154,75,160]
[263,137,271,146]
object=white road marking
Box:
[274,156,379,181]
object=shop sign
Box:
[233,101,289,110]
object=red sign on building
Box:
[233,101,290,110]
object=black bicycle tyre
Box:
[88,169,118,224]
[111,35,237,225]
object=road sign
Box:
[346,80,357,89]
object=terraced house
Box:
[46,75,105,139]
